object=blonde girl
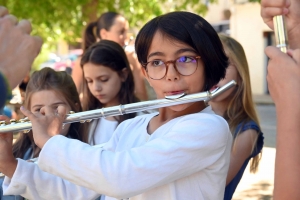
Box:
[210,34,264,199]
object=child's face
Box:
[143,31,205,111]
[100,16,129,47]
[30,90,71,136]
[83,63,124,107]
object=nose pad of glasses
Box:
[165,62,180,78]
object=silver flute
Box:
[0,80,236,133]
[273,15,289,53]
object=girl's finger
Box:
[261,7,288,19]
[20,106,36,121]
[3,14,18,25]
[287,49,300,64]
[265,46,283,59]
[16,19,32,34]
[39,106,46,115]
[40,106,56,116]
[0,115,10,121]
[0,6,9,17]
[56,105,67,119]
[32,36,43,55]
[261,0,287,7]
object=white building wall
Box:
[230,2,271,94]
[204,0,230,23]
[204,1,273,95]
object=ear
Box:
[100,29,107,39]
[120,68,129,82]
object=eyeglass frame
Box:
[141,56,201,80]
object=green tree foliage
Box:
[0,0,216,45]
[0,0,217,70]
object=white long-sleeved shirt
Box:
[88,118,118,145]
[3,118,119,200]
[4,106,232,200]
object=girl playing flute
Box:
[1,11,232,200]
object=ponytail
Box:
[82,12,122,52]
[83,21,97,52]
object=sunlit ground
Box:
[233,147,275,200]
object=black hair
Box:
[135,11,228,90]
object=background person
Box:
[0,67,88,200]
[80,40,139,144]
[72,12,148,101]
[209,34,264,199]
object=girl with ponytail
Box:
[72,12,148,101]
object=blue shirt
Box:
[224,120,264,200]
[0,106,12,118]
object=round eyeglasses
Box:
[142,56,201,80]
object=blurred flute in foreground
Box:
[273,15,289,53]
[0,80,237,133]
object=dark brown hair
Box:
[80,40,138,124]
[12,67,88,159]
[83,12,122,52]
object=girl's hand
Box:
[265,47,300,107]
[20,105,67,148]
[0,115,17,178]
[261,0,300,48]
[0,6,43,89]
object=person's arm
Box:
[0,116,17,178]
[226,129,258,185]
[0,115,101,200]
[2,159,100,200]
[261,0,300,49]
[265,47,300,199]
[0,6,43,90]
[35,115,231,199]
[126,51,148,101]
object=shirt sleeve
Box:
[38,115,231,199]
[2,159,100,200]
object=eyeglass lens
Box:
[146,56,198,80]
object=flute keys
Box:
[23,129,30,134]
[69,111,75,114]
[23,117,29,122]
[18,117,30,124]
[79,119,92,123]
[19,119,26,123]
